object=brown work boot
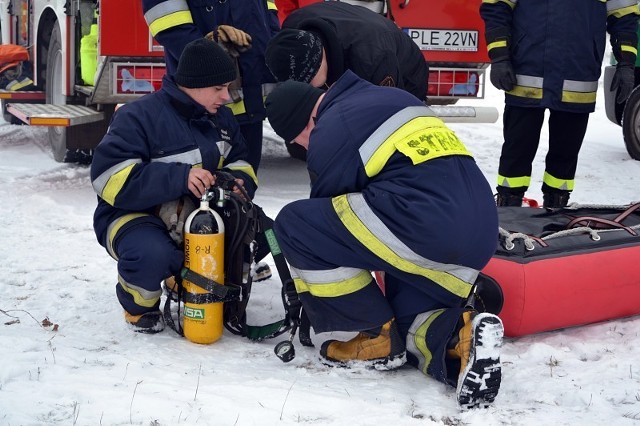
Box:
[448,311,504,409]
[320,318,406,370]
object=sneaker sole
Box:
[456,313,504,409]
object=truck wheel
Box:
[285,141,307,161]
[622,85,640,161]
[45,24,67,162]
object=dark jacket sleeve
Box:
[91,105,191,211]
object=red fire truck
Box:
[0,0,165,161]
[0,0,496,162]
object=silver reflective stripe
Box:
[119,274,163,301]
[290,266,366,284]
[262,83,277,97]
[359,106,436,166]
[150,148,203,165]
[216,140,232,158]
[144,0,190,25]
[224,159,252,170]
[515,74,543,88]
[346,193,479,285]
[607,0,637,12]
[562,79,598,93]
[92,159,141,195]
[144,0,189,25]
[406,311,433,373]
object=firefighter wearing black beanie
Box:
[265,80,325,142]
[175,38,237,88]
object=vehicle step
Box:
[0,90,46,101]
[6,103,104,127]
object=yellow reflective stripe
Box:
[106,213,150,259]
[227,100,246,115]
[102,163,136,205]
[225,160,258,185]
[621,45,638,56]
[148,11,193,37]
[364,116,471,178]
[119,274,162,308]
[360,106,436,167]
[497,174,530,188]
[607,0,640,17]
[607,4,640,18]
[561,90,597,104]
[410,310,444,375]
[487,40,507,52]
[507,85,543,99]
[267,0,277,10]
[5,78,33,91]
[332,195,473,298]
[226,96,268,116]
[543,171,574,191]
[292,270,372,297]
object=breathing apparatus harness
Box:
[163,171,312,361]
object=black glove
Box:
[490,60,517,92]
[610,63,635,103]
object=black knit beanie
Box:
[265,29,323,83]
[175,38,237,88]
[265,80,324,142]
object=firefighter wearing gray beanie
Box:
[175,38,237,88]
[265,80,325,142]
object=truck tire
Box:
[622,85,640,161]
[45,24,67,162]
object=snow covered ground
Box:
[1,76,639,426]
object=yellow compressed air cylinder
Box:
[182,201,225,344]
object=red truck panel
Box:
[391,0,489,64]
[100,0,164,57]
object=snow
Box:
[1,74,640,426]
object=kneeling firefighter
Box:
[91,38,265,334]
[265,73,505,410]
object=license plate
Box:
[405,29,478,52]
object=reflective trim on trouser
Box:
[498,106,588,193]
[273,197,488,334]
[543,109,589,191]
[406,307,466,386]
[113,218,184,316]
[498,105,545,192]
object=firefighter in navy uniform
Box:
[264,1,428,101]
[264,72,504,409]
[91,39,257,333]
[481,0,639,208]
[142,0,280,173]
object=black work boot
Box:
[124,310,165,334]
[320,318,407,370]
[496,190,524,207]
[543,190,570,209]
